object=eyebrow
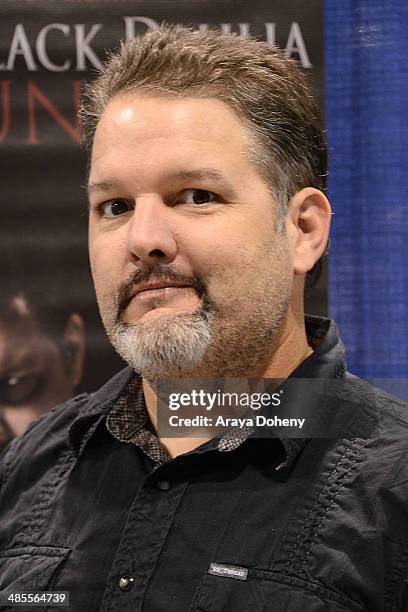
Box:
[87,180,119,195]
[171,168,228,183]
[87,168,237,196]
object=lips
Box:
[133,281,192,297]
[118,272,202,315]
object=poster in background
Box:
[0,0,324,392]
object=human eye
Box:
[177,189,218,206]
[99,199,133,218]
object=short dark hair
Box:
[80,25,327,278]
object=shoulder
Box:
[0,367,134,549]
[306,373,408,503]
[340,374,408,508]
[0,367,133,491]
[344,372,408,434]
[0,393,87,490]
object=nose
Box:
[127,195,177,265]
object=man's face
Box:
[0,299,76,447]
[88,95,294,379]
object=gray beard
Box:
[110,309,212,380]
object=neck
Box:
[259,305,312,379]
[142,379,213,457]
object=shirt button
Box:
[118,575,135,591]
[157,480,171,491]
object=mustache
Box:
[116,264,208,318]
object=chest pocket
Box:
[189,566,363,612]
[0,546,70,603]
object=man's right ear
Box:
[62,313,86,387]
[285,187,331,276]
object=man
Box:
[1,27,407,611]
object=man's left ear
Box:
[286,187,331,275]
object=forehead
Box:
[90,94,255,182]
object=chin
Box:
[110,309,213,380]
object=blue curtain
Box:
[326,0,408,390]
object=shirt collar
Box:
[106,376,171,465]
[69,315,346,469]
[275,315,346,470]
[68,367,135,455]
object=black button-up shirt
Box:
[1,316,408,611]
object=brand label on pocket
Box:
[208,563,248,581]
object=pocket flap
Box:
[0,546,70,591]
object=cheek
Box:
[176,219,245,274]
[89,237,122,295]
[89,234,107,275]
[88,217,122,271]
